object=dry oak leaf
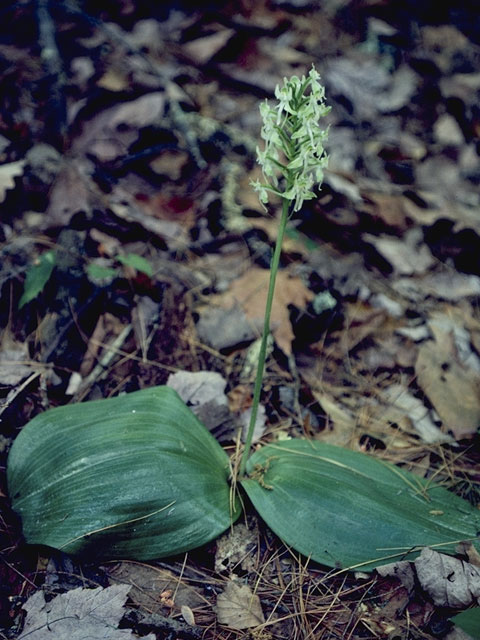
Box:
[216,581,265,630]
[211,267,313,355]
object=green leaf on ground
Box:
[19,250,56,308]
[117,253,154,276]
[86,262,119,281]
[8,386,240,559]
[241,440,480,571]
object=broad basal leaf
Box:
[241,440,480,571]
[8,386,240,559]
[451,607,480,639]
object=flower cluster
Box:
[251,65,330,212]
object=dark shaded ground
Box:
[1,1,480,638]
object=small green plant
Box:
[18,250,56,308]
[85,252,154,281]
[7,68,480,572]
[19,250,154,307]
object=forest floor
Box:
[1,1,480,638]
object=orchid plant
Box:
[8,68,480,573]
[240,65,330,475]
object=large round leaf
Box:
[8,386,240,559]
[241,440,480,571]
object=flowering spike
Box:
[251,64,330,212]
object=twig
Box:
[0,371,42,417]
[73,325,132,400]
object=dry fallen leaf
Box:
[46,159,96,227]
[381,384,453,444]
[167,370,237,439]
[0,160,25,202]
[182,28,234,64]
[18,584,155,639]
[0,335,35,387]
[376,560,416,595]
[415,548,480,608]
[181,605,196,626]
[415,339,480,439]
[216,581,265,630]
[393,271,480,302]
[311,391,357,446]
[167,370,228,407]
[362,191,410,228]
[72,92,165,159]
[210,267,313,355]
[363,229,435,276]
[106,562,204,613]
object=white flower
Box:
[251,64,330,212]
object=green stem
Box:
[239,198,290,477]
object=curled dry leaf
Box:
[376,560,416,595]
[415,548,480,608]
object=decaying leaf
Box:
[376,560,416,595]
[181,605,196,626]
[215,520,259,574]
[239,404,266,444]
[0,160,25,202]
[216,581,265,630]
[415,548,480,608]
[46,160,95,227]
[363,228,435,276]
[106,561,204,613]
[18,584,155,639]
[415,339,480,439]
[394,271,480,302]
[207,267,313,355]
[72,92,165,158]
[311,391,357,446]
[382,384,453,444]
[167,370,237,440]
[0,334,35,386]
[195,306,256,351]
[167,370,228,409]
[182,28,234,64]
